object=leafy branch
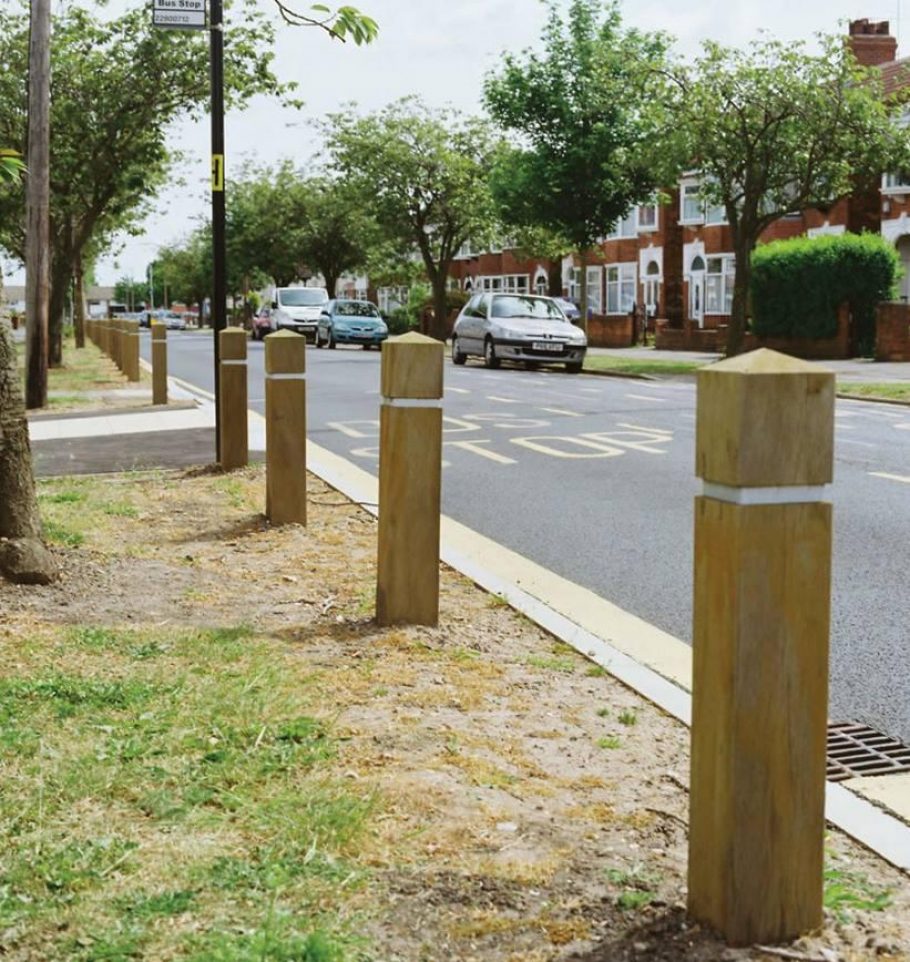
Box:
[272,3,378,44]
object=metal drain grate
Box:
[826,722,910,782]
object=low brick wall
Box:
[587,314,633,348]
[876,302,910,361]
[656,305,852,359]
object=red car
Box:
[251,306,272,341]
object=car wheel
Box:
[525,361,540,371]
[565,361,583,374]
[483,337,501,370]
[315,330,323,348]
[362,343,371,350]
[452,337,467,365]
[328,329,337,349]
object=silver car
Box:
[451,293,587,373]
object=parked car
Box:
[251,306,271,341]
[270,286,329,341]
[553,297,581,322]
[159,310,186,330]
[451,293,587,372]
[315,299,388,349]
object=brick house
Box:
[443,19,910,353]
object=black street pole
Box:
[210,0,226,462]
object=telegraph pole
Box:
[210,0,226,460]
[25,0,50,409]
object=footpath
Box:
[12,348,910,961]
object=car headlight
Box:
[497,326,524,339]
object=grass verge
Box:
[838,381,910,403]
[583,354,707,377]
[16,335,148,397]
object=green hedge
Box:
[751,233,899,350]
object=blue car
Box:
[315,299,388,350]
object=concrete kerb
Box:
[151,374,910,875]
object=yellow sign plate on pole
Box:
[211,154,224,192]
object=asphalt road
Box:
[146,331,910,744]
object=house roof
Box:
[879,57,910,99]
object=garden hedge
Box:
[750,232,899,351]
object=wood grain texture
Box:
[218,328,248,470]
[381,332,445,399]
[696,348,834,486]
[151,323,167,405]
[265,333,306,525]
[124,320,140,382]
[688,497,831,945]
[376,406,442,625]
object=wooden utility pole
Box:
[25,0,51,409]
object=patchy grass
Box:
[583,354,708,377]
[38,476,144,549]
[824,857,893,922]
[838,381,910,403]
[17,336,147,395]
[0,621,375,960]
[597,736,622,750]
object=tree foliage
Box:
[483,0,677,323]
[0,1,292,359]
[669,34,910,354]
[751,232,899,351]
[324,98,499,340]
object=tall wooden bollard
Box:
[688,348,835,946]
[101,319,111,360]
[113,319,124,371]
[151,322,168,405]
[265,331,307,524]
[218,326,248,470]
[123,319,140,382]
[376,332,444,626]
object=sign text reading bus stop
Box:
[153,0,206,30]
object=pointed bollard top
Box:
[381,331,444,399]
[696,348,835,487]
[265,329,306,375]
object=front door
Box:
[898,236,910,303]
[689,260,705,327]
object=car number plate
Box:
[532,341,564,352]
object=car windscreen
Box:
[490,296,566,320]
[335,302,380,317]
[279,289,327,307]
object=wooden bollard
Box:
[218,326,248,470]
[151,322,167,405]
[101,319,111,359]
[688,348,835,945]
[265,331,307,524]
[113,319,124,371]
[376,332,444,626]
[123,319,140,382]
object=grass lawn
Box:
[582,354,707,377]
[837,381,910,402]
[15,335,148,398]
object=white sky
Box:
[3,0,904,287]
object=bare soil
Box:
[2,462,908,962]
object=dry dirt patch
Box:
[1,464,908,961]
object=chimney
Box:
[848,19,898,67]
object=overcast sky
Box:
[3,0,905,289]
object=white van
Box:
[270,287,329,340]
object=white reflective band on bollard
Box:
[265,372,307,380]
[381,397,444,409]
[701,481,831,505]
[221,359,247,366]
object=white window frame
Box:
[638,204,659,231]
[681,178,727,225]
[378,286,408,314]
[568,267,582,303]
[705,255,735,315]
[586,266,603,315]
[477,274,529,293]
[608,211,638,239]
[882,171,910,194]
[606,263,636,315]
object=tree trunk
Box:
[0,318,57,584]
[430,275,449,342]
[725,235,754,358]
[578,250,589,337]
[73,248,86,349]
[24,0,51,409]
[48,257,69,367]
[324,272,339,298]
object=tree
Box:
[0,156,56,584]
[669,35,910,356]
[483,0,677,330]
[0,2,292,375]
[325,98,499,341]
[296,177,377,296]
